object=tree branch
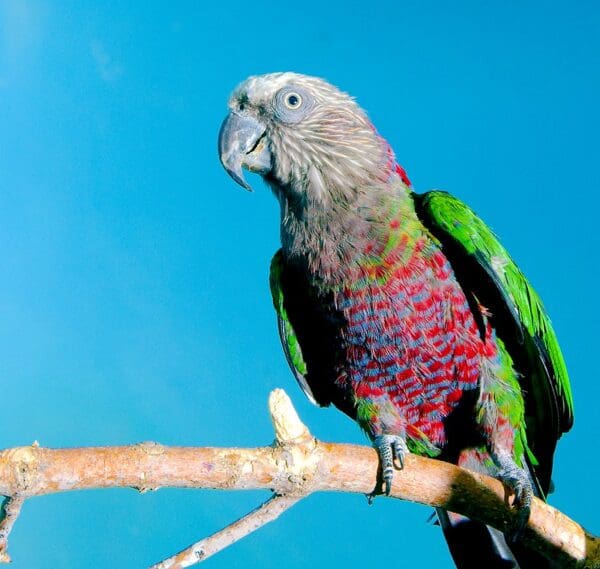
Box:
[150,494,303,569]
[0,496,25,562]
[0,389,596,568]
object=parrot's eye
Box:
[275,87,312,123]
[284,92,302,109]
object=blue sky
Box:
[0,1,598,567]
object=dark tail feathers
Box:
[436,508,552,569]
[436,458,551,568]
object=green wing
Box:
[416,191,574,488]
[269,250,317,405]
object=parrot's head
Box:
[218,72,397,202]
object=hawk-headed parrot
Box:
[218,72,573,568]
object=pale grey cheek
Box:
[275,105,311,124]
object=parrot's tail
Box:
[436,508,553,569]
[436,459,551,569]
[436,508,518,568]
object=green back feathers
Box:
[415,190,574,490]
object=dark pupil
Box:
[287,94,299,107]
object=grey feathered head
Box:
[218,72,391,202]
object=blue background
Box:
[0,1,598,567]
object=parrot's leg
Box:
[492,450,533,541]
[372,434,408,496]
[476,354,533,541]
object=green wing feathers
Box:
[417,191,574,440]
[269,250,317,404]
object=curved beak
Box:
[218,112,272,191]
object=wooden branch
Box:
[150,494,303,569]
[0,389,596,568]
[150,392,310,568]
[0,496,25,562]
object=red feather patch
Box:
[395,164,412,187]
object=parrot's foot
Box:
[368,434,408,501]
[494,453,533,542]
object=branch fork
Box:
[151,389,319,568]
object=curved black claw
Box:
[494,454,533,542]
[370,434,408,499]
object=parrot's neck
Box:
[274,169,418,285]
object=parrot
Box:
[218,72,573,568]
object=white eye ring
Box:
[284,92,302,110]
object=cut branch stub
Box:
[269,388,312,444]
[268,388,321,496]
